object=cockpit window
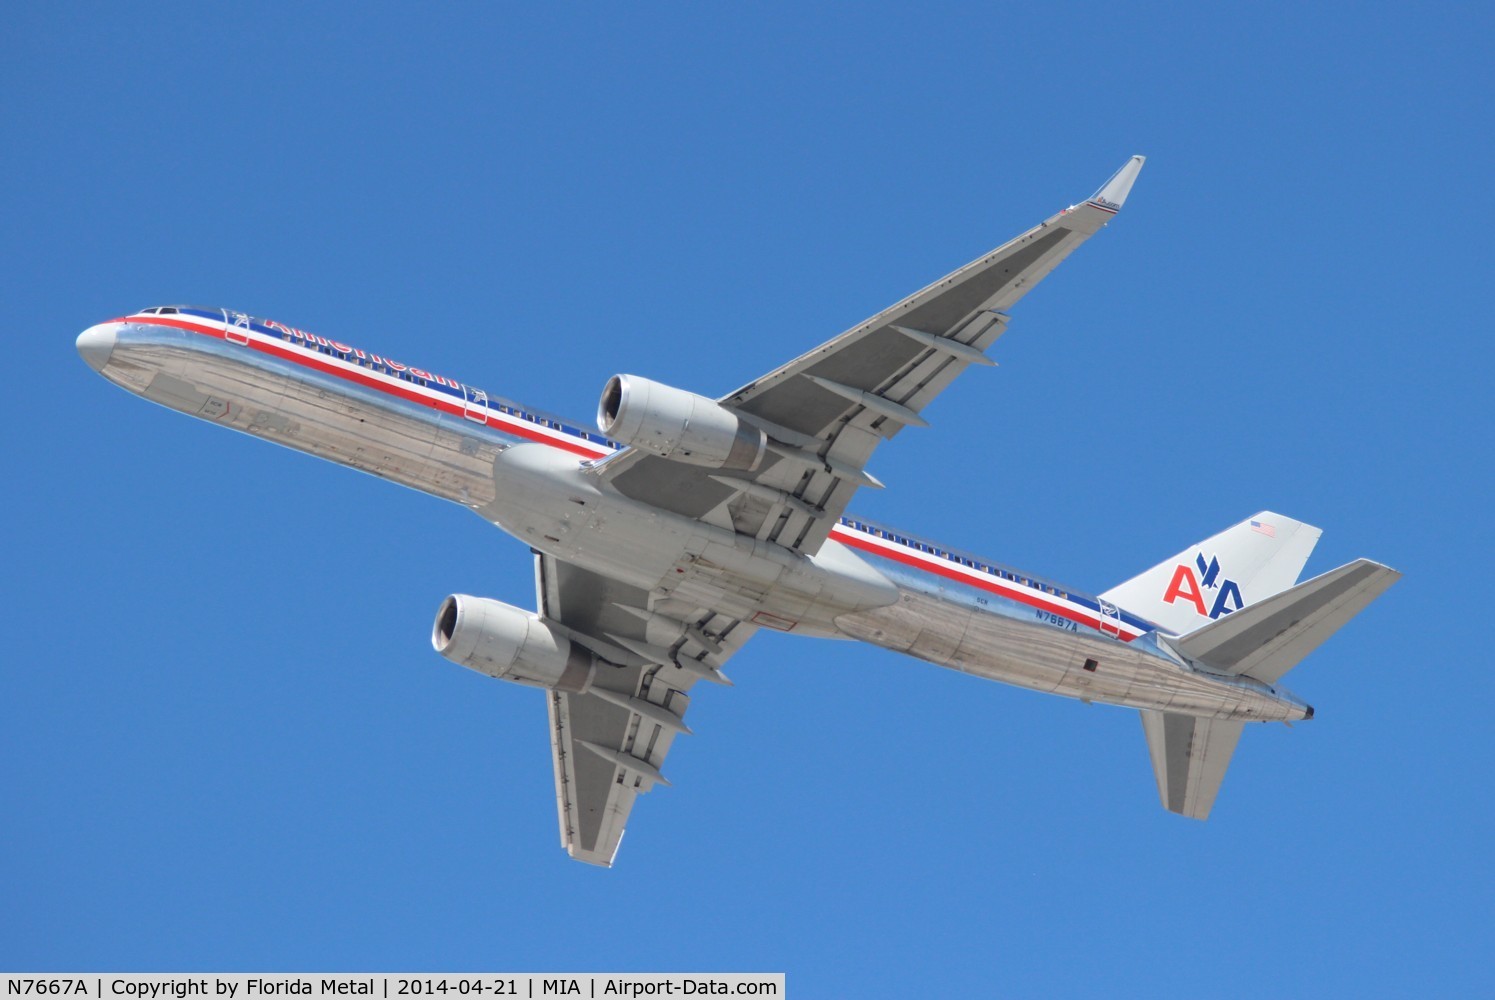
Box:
[159,307,178,314]
[138,307,160,314]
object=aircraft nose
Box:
[76,322,118,373]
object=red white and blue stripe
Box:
[122,306,1153,642]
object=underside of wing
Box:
[548,679,663,867]
[594,157,1145,556]
[536,553,754,866]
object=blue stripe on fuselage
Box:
[154,307,1156,637]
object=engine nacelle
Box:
[432,595,595,692]
[597,374,766,471]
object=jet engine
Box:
[432,595,595,692]
[597,374,766,471]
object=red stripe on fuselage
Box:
[129,314,1129,639]
[829,527,1136,641]
[128,315,611,459]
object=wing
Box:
[595,156,1146,555]
[536,552,756,866]
[1140,710,1244,821]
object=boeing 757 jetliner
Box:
[77,157,1399,865]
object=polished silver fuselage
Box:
[80,310,1310,723]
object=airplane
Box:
[76,156,1399,866]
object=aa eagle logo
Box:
[1162,552,1245,620]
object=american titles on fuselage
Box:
[129,306,618,454]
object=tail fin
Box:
[1139,558,1399,820]
[1122,516,1401,822]
[1172,558,1401,684]
[1100,512,1322,635]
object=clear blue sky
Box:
[5,2,1491,994]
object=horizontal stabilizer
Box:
[1140,710,1243,820]
[1172,559,1401,684]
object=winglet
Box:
[1086,155,1146,214]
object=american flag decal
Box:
[1250,519,1276,537]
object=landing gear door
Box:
[464,386,489,424]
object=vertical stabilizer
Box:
[1100,512,1321,635]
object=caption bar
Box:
[4,977,782,1000]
